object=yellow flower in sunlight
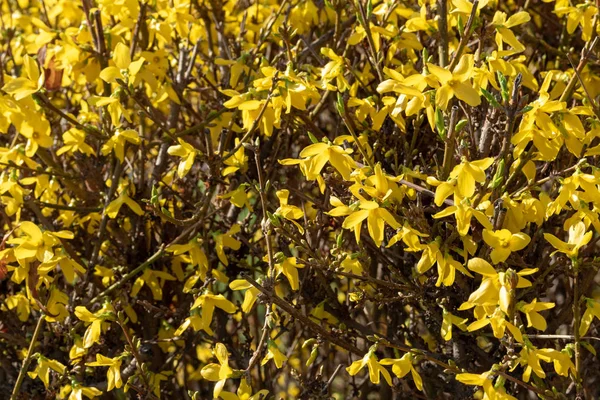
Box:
[491,11,530,55]
[293,141,355,181]
[168,138,199,178]
[433,199,493,236]
[482,229,531,264]
[272,256,306,291]
[274,189,305,233]
[338,199,400,247]
[28,356,66,388]
[219,379,269,400]
[320,48,350,92]
[2,55,44,100]
[459,258,537,314]
[380,353,423,391]
[101,129,141,162]
[86,354,123,391]
[543,221,592,258]
[261,340,288,368]
[222,139,248,176]
[215,225,242,266]
[201,343,240,398]
[449,157,495,199]
[579,298,600,337]
[75,304,115,348]
[456,370,517,400]
[9,221,74,263]
[427,55,481,110]
[346,346,392,386]
[229,279,260,313]
[517,299,554,331]
[99,42,145,85]
[177,292,236,336]
[441,309,468,341]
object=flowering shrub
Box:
[1,0,600,398]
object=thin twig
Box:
[10,315,45,400]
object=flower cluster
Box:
[1,0,600,398]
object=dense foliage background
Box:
[1,0,600,398]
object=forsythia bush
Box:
[2,0,600,398]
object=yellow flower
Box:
[491,11,530,55]
[42,254,85,284]
[5,292,31,322]
[86,354,123,391]
[579,298,600,336]
[177,292,236,335]
[427,55,481,110]
[99,42,145,85]
[261,339,288,368]
[59,382,103,400]
[334,199,400,247]
[101,129,141,162]
[168,138,199,178]
[220,185,253,212]
[380,353,423,391]
[467,308,523,342]
[448,157,495,199]
[456,371,517,400]
[201,343,239,398]
[57,128,96,156]
[105,191,144,219]
[274,256,305,291]
[2,55,44,100]
[93,265,116,287]
[543,221,592,258]
[346,346,392,386]
[74,304,115,348]
[131,268,176,300]
[229,279,260,313]
[292,141,355,181]
[274,189,305,233]
[9,221,74,263]
[459,258,537,314]
[482,229,531,264]
[416,241,473,286]
[45,289,69,322]
[517,299,555,331]
[441,309,468,341]
[219,379,269,400]
[215,224,242,266]
[433,199,492,236]
[222,139,248,176]
[320,48,350,92]
[167,238,209,280]
[28,356,66,388]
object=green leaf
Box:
[491,159,505,189]
[519,105,533,114]
[497,72,509,103]
[582,341,597,356]
[481,88,503,109]
[455,119,468,134]
[336,92,346,115]
[435,108,446,140]
[307,131,319,144]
